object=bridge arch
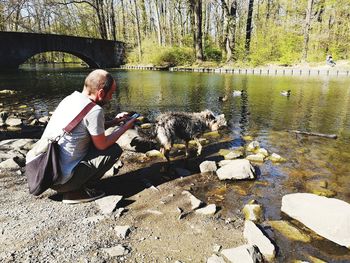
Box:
[0,32,125,70]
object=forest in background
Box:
[1,0,349,67]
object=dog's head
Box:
[201,110,227,131]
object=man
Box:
[38,69,136,204]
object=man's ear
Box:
[96,88,105,100]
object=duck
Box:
[218,95,228,102]
[233,90,244,96]
[280,90,291,97]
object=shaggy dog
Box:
[139,110,227,161]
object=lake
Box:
[1,65,350,261]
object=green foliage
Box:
[276,32,303,65]
[203,36,222,62]
[127,38,195,66]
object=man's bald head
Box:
[83,69,115,95]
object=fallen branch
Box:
[289,130,337,139]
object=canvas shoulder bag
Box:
[26,101,96,196]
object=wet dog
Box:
[139,110,226,161]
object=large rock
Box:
[182,190,204,210]
[243,200,264,223]
[102,245,129,257]
[221,244,263,263]
[195,204,217,215]
[243,220,276,260]
[5,117,22,127]
[199,161,217,173]
[0,158,21,170]
[95,195,123,214]
[281,193,350,247]
[216,159,255,180]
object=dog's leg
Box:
[194,138,203,156]
[185,141,189,157]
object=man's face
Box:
[96,81,116,106]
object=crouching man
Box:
[28,69,136,204]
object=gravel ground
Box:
[0,151,245,263]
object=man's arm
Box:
[104,112,129,129]
[92,118,136,150]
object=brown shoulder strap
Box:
[63,102,96,133]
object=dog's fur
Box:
[139,110,226,161]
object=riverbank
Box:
[121,60,350,77]
[1,131,350,262]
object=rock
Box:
[224,150,244,160]
[0,158,21,171]
[0,89,16,95]
[102,245,129,257]
[115,128,138,151]
[305,180,336,197]
[38,116,50,124]
[246,141,260,152]
[243,135,253,141]
[189,137,208,146]
[5,117,22,127]
[195,204,217,215]
[281,193,350,247]
[216,159,255,181]
[243,220,276,260]
[140,123,152,129]
[173,143,186,149]
[175,167,191,177]
[268,220,310,242]
[145,149,163,158]
[218,160,233,167]
[182,190,204,210]
[199,161,217,173]
[257,148,268,157]
[246,153,265,162]
[203,131,220,138]
[269,153,286,162]
[114,225,131,239]
[213,244,222,253]
[242,200,264,223]
[95,195,123,214]
[0,111,9,122]
[218,148,244,160]
[221,244,263,263]
[29,119,38,126]
[207,254,226,263]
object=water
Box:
[1,65,350,261]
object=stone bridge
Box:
[0,32,125,69]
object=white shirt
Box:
[36,91,104,185]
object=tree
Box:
[245,0,254,55]
[221,0,237,62]
[188,0,204,62]
[302,0,314,61]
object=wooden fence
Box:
[120,65,350,77]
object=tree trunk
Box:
[155,0,163,45]
[221,0,237,62]
[110,0,116,41]
[245,0,254,55]
[120,0,127,41]
[133,0,142,61]
[302,0,314,62]
[189,0,204,62]
[140,0,147,37]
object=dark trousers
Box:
[52,144,122,193]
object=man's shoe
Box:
[62,188,105,204]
